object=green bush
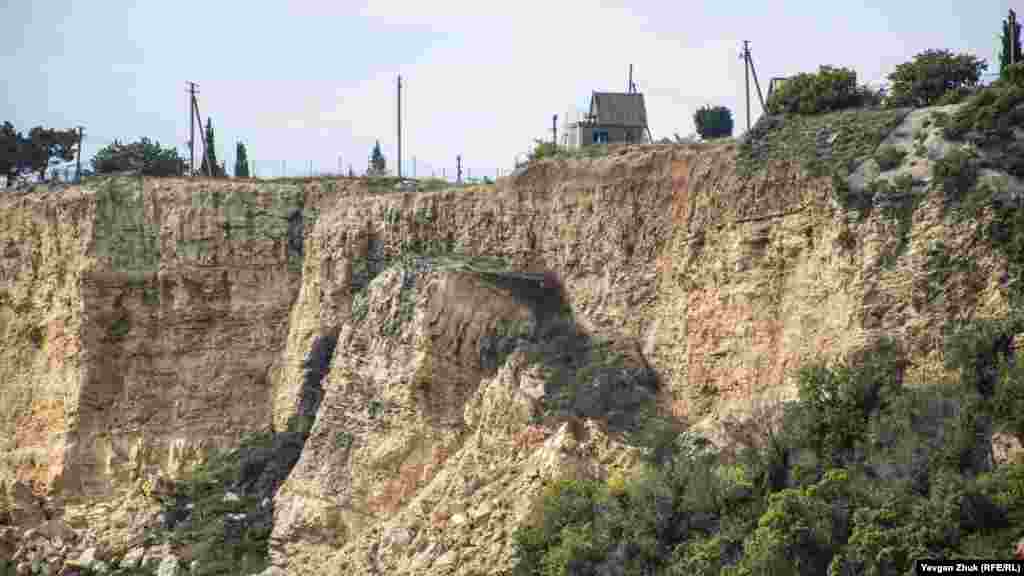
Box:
[1004,62,1024,87]
[694,105,734,139]
[873,146,906,171]
[935,86,974,106]
[885,49,987,108]
[514,327,1024,576]
[943,81,1024,173]
[791,338,904,468]
[765,66,866,115]
[931,146,979,205]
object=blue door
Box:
[593,130,609,144]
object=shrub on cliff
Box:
[693,105,734,139]
[765,66,872,115]
[91,138,185,177]
[514,333,1024,575]
[885,49,987,108]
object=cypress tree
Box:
[234,142,250,178]
[999,10,1023,80]
[199,117,222,177]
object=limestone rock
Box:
[992,432,1024,467]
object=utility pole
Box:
[628,64,633,93]
[552,114,558,147]
[743,41,751,132]
[397,75,402,179]
[75,126,84,182]
[413,156,416,179]
[739,41,768,132]
[186,82,199,175]
[190,94,213,177]
[456,155,462,184]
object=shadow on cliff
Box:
[475,269,664,436]
[151,332,338,573]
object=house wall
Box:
[566,124,647,148]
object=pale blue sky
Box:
[1,0,1016,180]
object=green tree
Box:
[999,10,1023,81]
[199,117,224,177]
[15,126,79,182]
[0,122,21,186]
[765,65,865,115]
[886,49,987,108]
[234,141,250,178]
[693,105,734,139]
[91,138,185,176]
[368,140,386,175]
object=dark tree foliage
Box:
[765,66,871,115]
[0,123,79,185]
[27,127,78,181]
[91,137,185,176]
[693,105,734,139]
[886,49,987,108]
[368,139,386,175]
[235,141,250,178]
[0,122,22,185]
[199,117,225,177]
[999,11,1023,81]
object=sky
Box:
[1,0,1017,180]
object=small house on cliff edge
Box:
[562,92,651,149]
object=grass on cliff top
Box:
[735,107,910,179]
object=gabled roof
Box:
[589,92,648,127]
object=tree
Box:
[886,49,987,108]
[0,125,78,185]
[368,140,386,175]
[765,65,865,115]
[999,10,1023,81]
[234,142,250,178]
[21,127,78,182]
[0,122,21,185]
[693,105,734,139]
[91,138,185,176]
[199,117,224,177]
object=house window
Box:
[593,130,609,144]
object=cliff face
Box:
[0,105,1020,573]
[0,177,349,498]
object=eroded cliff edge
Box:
[1,104,1021,573]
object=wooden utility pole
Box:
[743,41,751,132]
[397,75,402,179]
[552,114,558,147]
[740,41,766,131]
[191,95,213,177]
[75,126,84,182]
[186,82,199,175]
